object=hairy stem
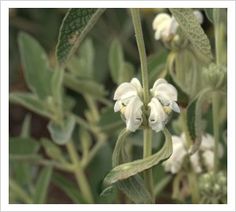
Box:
[66,141,94,203]
[143,128,154,202]
[131,9,149,105]
[131,8,154,202]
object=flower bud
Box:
[202,63,226,89]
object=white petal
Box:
[113,82,137,100]
[148,98,168,132]
[163,135,187,174]
[200,134,215,151]
[169,17,179,34]
[190,152,202,173]
[152,13,171,30]
[153,83,178,102]
[154,30,161,40]
[130,78,142,94]
[124,96,143,132]
[114,101,121,112]
[202,150,214,171]
[169,101,180,113]
[193,10,203,24]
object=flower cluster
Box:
[113,78,180,132]
[163,133,224,174]
[152,10,203,42]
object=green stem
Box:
[66,141,94,203]
[212,93,220,173]
[131,9,149,105]
[212,8,222,173]
[143,128,154,202]
[131,8,154,202]
[187,170,199,203]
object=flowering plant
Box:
[9,8,227,204]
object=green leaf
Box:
[170,8,213,64]
[10,137,40,186]
[108,39,124,83]
[204,9,214,23]
[56,8,106,66]
[186,88,212,154]
[41,138,64,162]
[104,128,172,185]
[10,92,51,118]
[18,32,52,99]
[63,73,107,97]
[33,166,53,203]
[119,62,134,83]
[104,129,152,204]
[67,39,95,78]
[48,115,75,145]
[10,137,40,155]
[52,173,86,203]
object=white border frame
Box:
[1,1,235,211]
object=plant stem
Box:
[66,141,94,203]
[143,128,154,202]
[131,8,154,202]
[212,93,220,173]
[131,8,149,105]
[212,8,222,173]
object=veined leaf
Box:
[104,128,172,185]
[18,32,52,99]
[33,166,53,204]
[10,92,51,118]
[56,8,106,66]
[170,8,213,64]
[186,88,212,154]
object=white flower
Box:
[148,78,180,132]
[113,78,143,132]
[153,10,203,41]
[163,135,187,174]
[163,133,224,174]
[152,13,176,41]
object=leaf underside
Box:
[170,8,213,64]
[56,8,106,66]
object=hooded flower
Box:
[148,78,180,132]
[113,78,143,132]
[163,133,224,174]
[153,10,203,42]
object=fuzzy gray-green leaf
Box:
[10,92,51,118]
[170,8,213,63]
[56,8,105,66]
[18,32,52,99]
